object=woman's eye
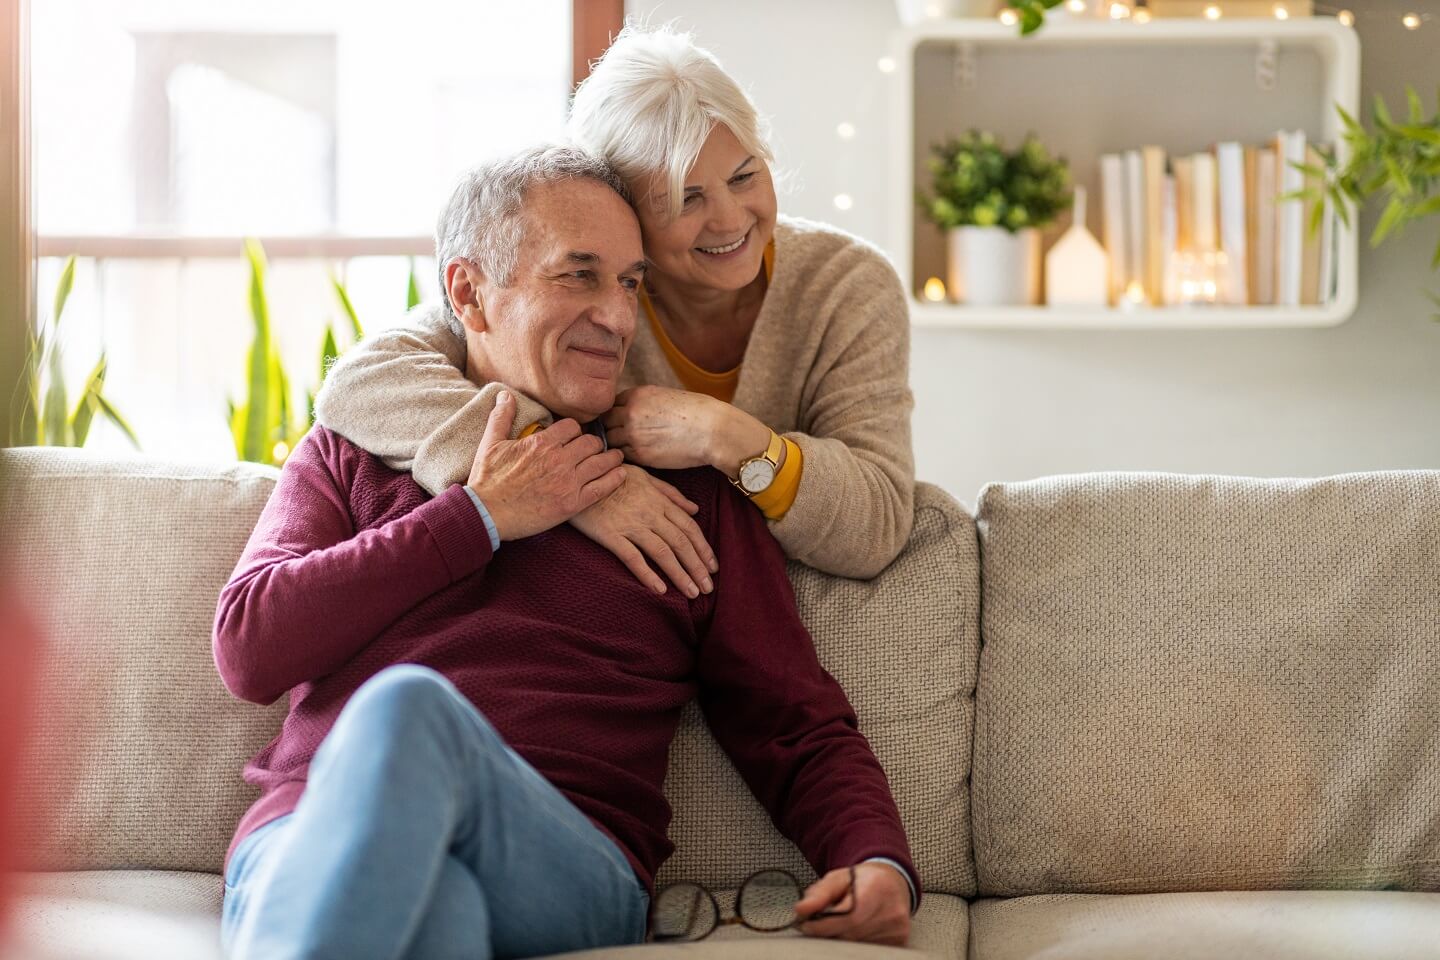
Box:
[731,173,754,185]
[682,193,701,207]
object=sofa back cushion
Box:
[4,451,981,892]
[971,470,1440,896]
[1,448,287,873]
[658,482,981,897]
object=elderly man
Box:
[213,145,917,960]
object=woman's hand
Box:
[604,386,774,476]
[569,465,719,598]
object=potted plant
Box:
[1294,86,1440,320]
[921,130,1072,305]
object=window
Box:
[30,0,575,460]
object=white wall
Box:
[627,0,1440,507]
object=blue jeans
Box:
[221,665,649,960]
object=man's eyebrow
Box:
[626,260,648,275]
[563,251,599,265]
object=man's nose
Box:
[589,279,637,338]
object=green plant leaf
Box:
[330,273,364,342]
[43,334,69,447]
[1407,86,1424,124]
[95,392,140,449]
[51,256,76,332]
[70,354,106,447]
[407,258,421,310]
[1371,195,1407,247]
[240,239,275,463]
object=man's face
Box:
[464,178,645,421]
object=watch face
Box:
[740,459,777,494]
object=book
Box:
[1100,153,1128,305]
[1191,151,1218,252]
[1275,130,1306,307]
[1162,173,1178,304]
[1125,149,1146,301]
[1173,155,1195,254]
[1142,145,1167,305]
[1253,147,1277,305]
[1216,142,1249,306]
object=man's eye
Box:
[621,277,640,290]
[570,270,595,281]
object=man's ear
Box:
[444,259,488,334]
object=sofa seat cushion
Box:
[9,870,224,959]
[969,891,1440,960]
[553,890,967,959]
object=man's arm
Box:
[693,478,920,908]
[212,427,494,706]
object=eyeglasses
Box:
[647,865,857,942]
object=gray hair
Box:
[568,23,774,222]
[434,144,630,337]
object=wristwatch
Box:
[732,431,784,496]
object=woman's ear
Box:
[444,259,487,333]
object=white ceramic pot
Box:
[946,226,1042,306]
[894,0,999,25]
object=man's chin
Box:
[547,387,617,424]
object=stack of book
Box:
[1098,133,1336,309]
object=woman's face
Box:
[633,123,778,296]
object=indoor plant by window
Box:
[921,130,1072,305]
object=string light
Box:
[1203,4,1222,19]
[923,277,947,302]
[1109,2,1132,19]
[876,56,896,74]
[1273,3,1289,20]
[833,193,854,211]
[1314,4,1431,29]
[998,7,1019,26]
[1066,0,1087,11]
[836,121,856,140]
[1134,0,1152,24]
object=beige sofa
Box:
[2,447,1438,960]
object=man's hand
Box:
[467,391,626,541]
[569,465,718,598]
[794,863,911,947]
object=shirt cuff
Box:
[463,485,502,553]
[862,857,918,914]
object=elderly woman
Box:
[314,24,913,591]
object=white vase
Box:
[894,0,998,25]
[946,226,1041,306]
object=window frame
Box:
[2,0,32,446]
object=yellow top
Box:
[638,241,802,521]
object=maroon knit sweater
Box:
[213,426,917,896]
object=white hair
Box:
[434,144,629,336]
[568,23,774,221]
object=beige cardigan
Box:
[313,215,915,578]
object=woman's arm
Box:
[313,302,552,496]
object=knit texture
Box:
[213,427,918,895]
[0,448,287,874]
[313,215,916,579]
[971,470,1440,896]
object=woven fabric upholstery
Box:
[969,891,1440,960]
[658,482,979,897]
[971,470,1440,897]
[1,449,288,874]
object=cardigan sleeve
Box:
[768,251,916,580]
[313,301,553,497]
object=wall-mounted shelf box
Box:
[889,17,1361,330]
